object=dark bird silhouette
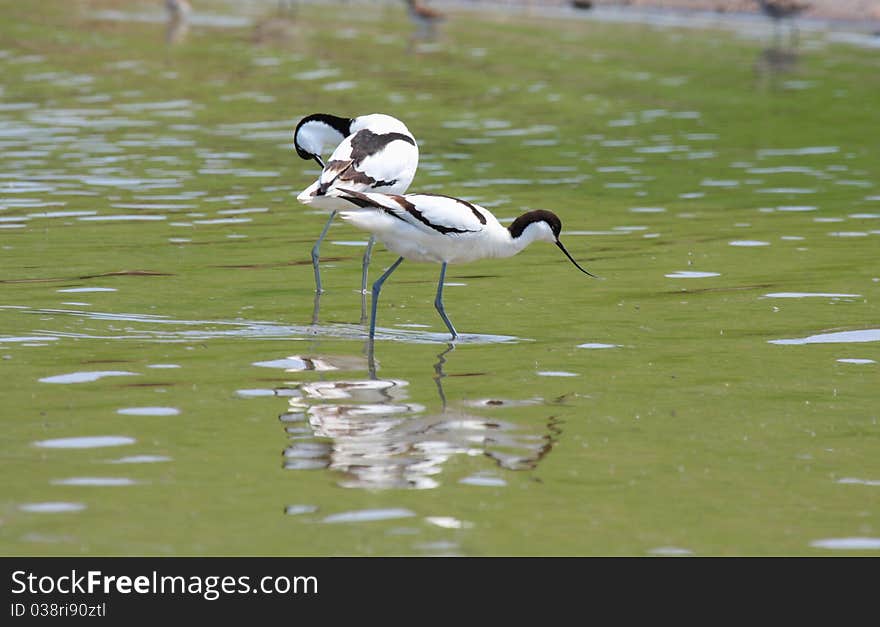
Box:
[755,0,810,47]
[405,0,445,46]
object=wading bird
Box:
[293,113,419,296]
[404,0,444,45]
[165,0,191,45]
[755,0,810,47]
[328,189,596,340]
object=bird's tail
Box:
[295,182,318,204]
[339,209,395,233]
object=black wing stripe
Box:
[394,196,478,235]
[349,130,416,163]
[338,190,408,224]
[419,193,487,225]
[338,190,478,235]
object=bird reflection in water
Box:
[754,46,800,88]
[277,344,559,489]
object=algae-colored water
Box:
[1,0,878,556]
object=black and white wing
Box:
[335,190,488,236]
[298,129,418,204]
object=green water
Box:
[1,0,878,556]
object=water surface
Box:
[1,0,878,556]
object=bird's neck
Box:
[297,115,351,158]
[485,222,543,259]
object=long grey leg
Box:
[361,235,375,294]
[434,262,457,340]
[311,290,321,326]
[360,235,376,323]
[369,256,404,340]
[311,210,337,294]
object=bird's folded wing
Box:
[318,133,416,194]
[403,194,487,234]
[334,190,485,236]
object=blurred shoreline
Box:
[432,0,880,24]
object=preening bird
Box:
[327,189,596,340]
[293,113,419,295]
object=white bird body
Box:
[327,188,596,339]
[337,191,545,264]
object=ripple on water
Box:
[837,477,880,486]
[78,214,167,222]
[468,397,540,409]
[700,179,740,187]
[810,537,880,550]
[107,455,171,464]
[1,336,60,343]
[51,477,138,486]
[293,68,340,81]
[729,240,770,247]
[757,188,817,195]
[19,502,86,514]
[836,358,876,365]
[769,329,880,345]
[459,474,507,487]
[253,356,336,371]
[828,231,869,238]
[757,146,839,157]
[193,218,252,225]
[236,388,276,398]
[665,271,720,278]
[285,505,319,516]
[425,516,473,530]
[322,508,416,524]
[39,371,137,384]
[322,81,358,92]
[536,371,578,377]
[56,287,117,293]
[35,435,135,449]
[763,292,861,299]
[647,546,694,556]
[28,211,97,219]
[578,342,621,349]
[776,205,817,212]
[117,407,180,416]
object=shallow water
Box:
[1,0,878,556]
